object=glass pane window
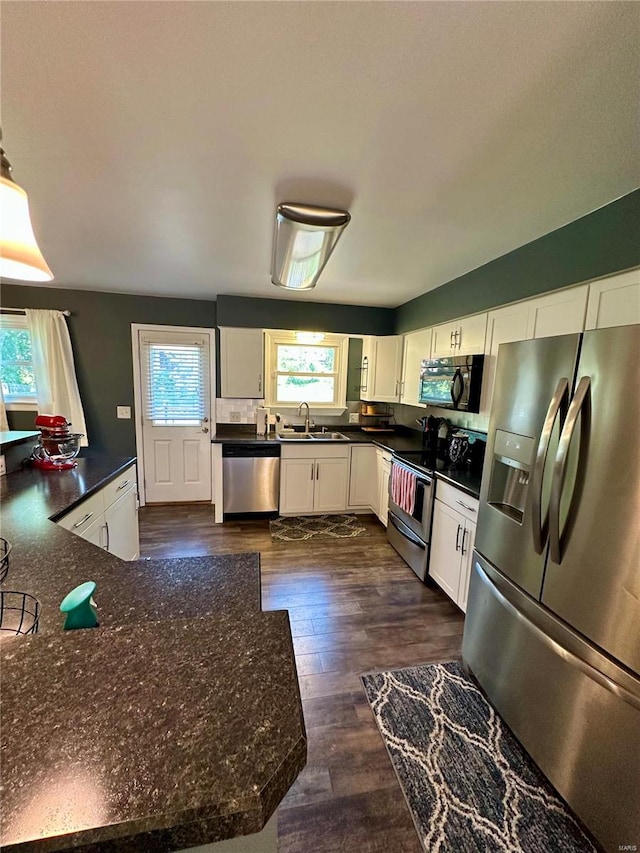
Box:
[0,316,38,404]
[276,344,335,374]
[276,375,335,403]
[143,340,208,425]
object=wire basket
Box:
[0,591,41,638]
[0,538,11,584]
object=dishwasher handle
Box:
[222,444,281,458]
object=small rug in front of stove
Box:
[270,513,368,541]
[361,660,600,853]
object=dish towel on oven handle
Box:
[391,463,417,516]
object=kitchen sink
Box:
[276,433,313,440]
[310,432,350,441]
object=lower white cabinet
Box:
[279,445,349,515]
[375,448,392,526]
[429,481,478,612]
[58,464,140,561]
[348,445,377,508]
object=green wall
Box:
[395,189,640,333]
[1,285,216,457]
[217,295,394,335]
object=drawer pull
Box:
[456,499,476,513]
[73,512,94,528]
[117,479,131,491]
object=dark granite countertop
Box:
[212,426,425,454]
[435,466,483,500]
[0,454,306,852]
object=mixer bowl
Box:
[37,434,83,465]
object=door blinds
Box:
[141,335,209,425]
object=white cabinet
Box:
[431,313,487,358]
[481,284,590,415]
[104,487,140,561]
[375,448,392,526]
[526,284,588,339]
[480,302,532,415]
[57,464,139,561]
[585,268,640,330]
[429,480,478,612]
[400,328,431,406]
[219,327,264,398]
[280,445,349,515]
[360,336,404,402]
[348,445,377,507]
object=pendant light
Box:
[0,131,54,282]
[271,203,350,291]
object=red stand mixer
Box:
[31,414,84,470]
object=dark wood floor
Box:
[139,506,465,853]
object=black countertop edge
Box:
[434,469,482,500]
[47,453,138,521]
[211,428,425,454]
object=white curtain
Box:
[0,383,9,431]
[25,309,88,446]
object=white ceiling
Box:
[2,1,639,308]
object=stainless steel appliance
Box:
[387,457,435,581]
[419,354,484,411]
[222,444,280,513]
[463,325,640,853]
[31,414,83,470]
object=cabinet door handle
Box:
[73,512,93,528]
[104,521,110,551]
[461,527,468,555]
[455,523,462,551]
[117,479,131,491]
[456,499,476,513]
[450,330,455,348]
[258,375,262,394]
[310,464,314,480]
[316,462,320,480]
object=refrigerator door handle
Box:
[549,376,591,564]
[531,378,569,555]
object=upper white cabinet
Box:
[360,335,404,403]
[585,269,640,330]
[219,327,264,398]
[480,284,589,415]
[526,285,588,339]
[400,328,431,406]
[431,313,487,358]
[480,302,531,415]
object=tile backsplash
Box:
[215,399,361,427]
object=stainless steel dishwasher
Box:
[222,444,281,513]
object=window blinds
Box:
[141,338,209,424]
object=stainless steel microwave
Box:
[419,354,484,412]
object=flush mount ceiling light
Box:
[0,130,53,282]
[271,203,350,291]
[295,331,325,344]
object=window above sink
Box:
[264,330,349,415]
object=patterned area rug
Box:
[270,514,368,541]
[361,661,599,853]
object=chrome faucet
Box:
[297,401,311,433]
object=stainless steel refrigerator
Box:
[463,324,640,853]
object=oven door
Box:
[387,512,429,581]
[388,461,434,543]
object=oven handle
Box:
[391,459,432,485]
[388,514,426,550]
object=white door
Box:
[219,327,264,398]
[400,328,431,406]
[348,445,377,507]
[429,499,463,601]
[280,459,315,514]
[104,487,140,561]
[314,458,348,512]
[139,329,212,503]
[371,336,404,402]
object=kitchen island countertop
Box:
[0,454,306,853]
